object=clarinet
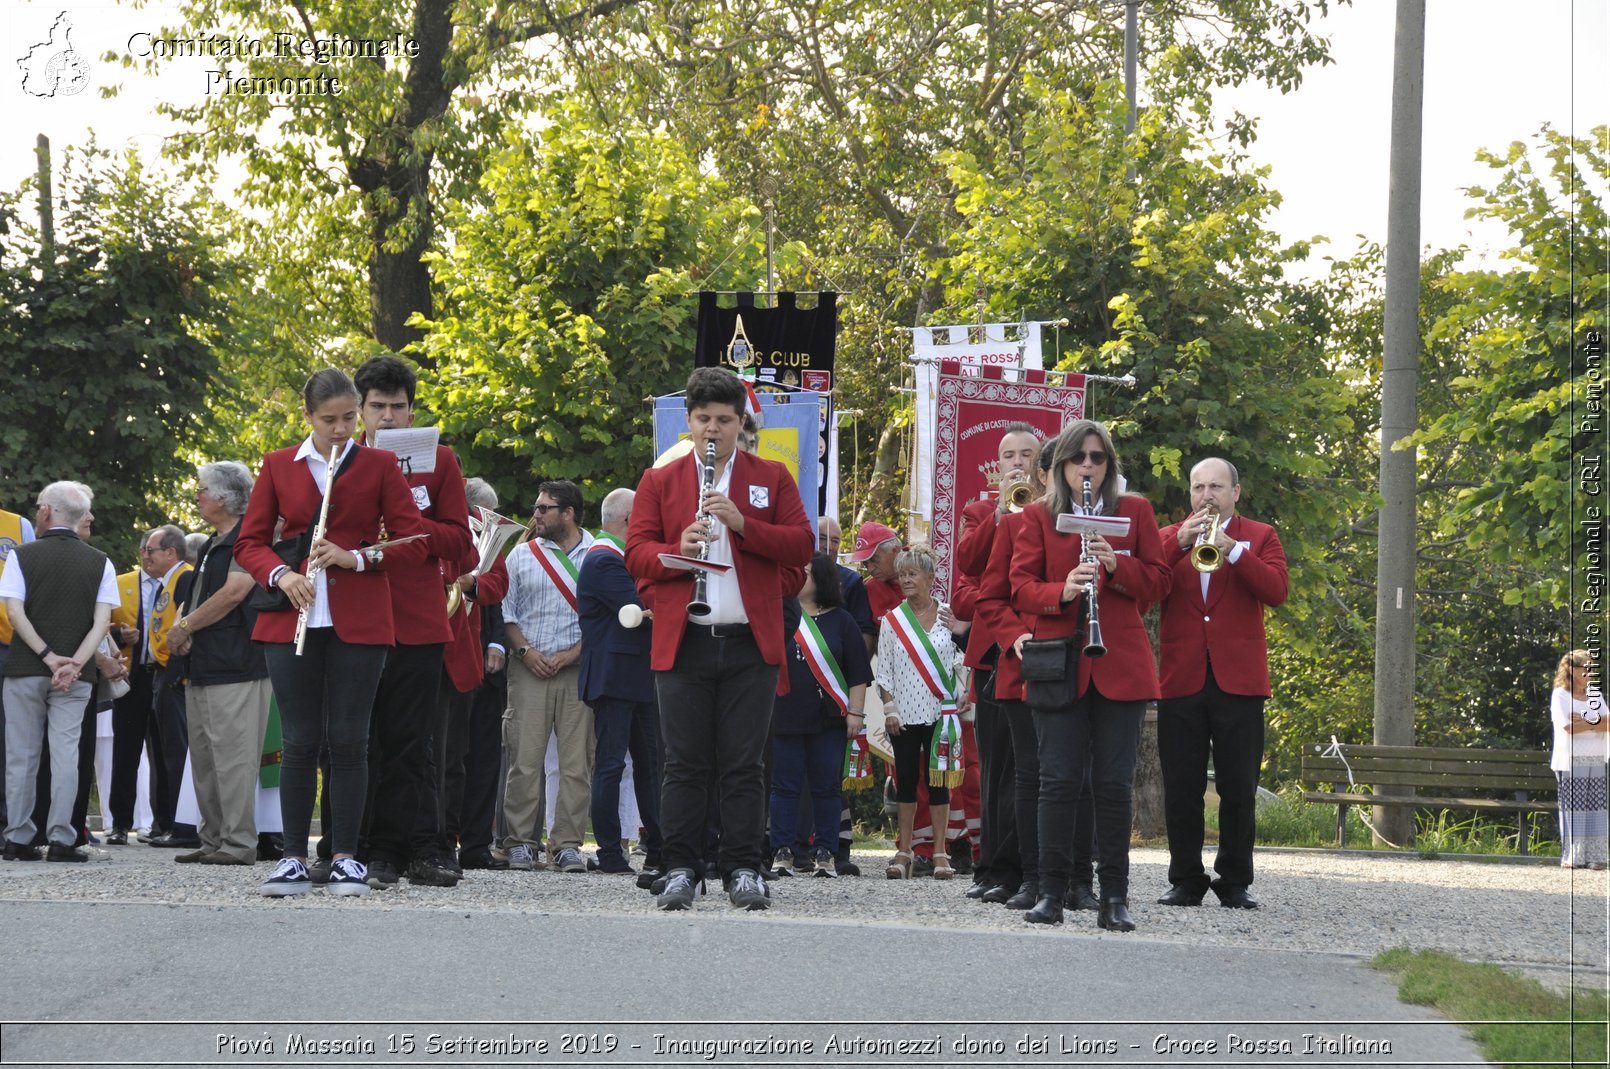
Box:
[1080,477,1106,658]
[687,439,717,619]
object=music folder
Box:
[658,553,733,575]
[1055,513,1132,539]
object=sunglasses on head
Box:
[1069,450,1108,466]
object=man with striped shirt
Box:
[500,480,594,873]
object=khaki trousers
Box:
[501,664,593,852]
[187,678,273,861]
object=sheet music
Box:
[374,427,440,475]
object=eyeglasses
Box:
[531,503,567,515]
[1069,450,1108,466]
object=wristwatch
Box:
[515,646,530,659]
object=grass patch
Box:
[1372,949,1607,1067]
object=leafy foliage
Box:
[0,147,235,564]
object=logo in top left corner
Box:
[17,12,90,98]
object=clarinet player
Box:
[1007,422,1169,930]
[235,369,427,897]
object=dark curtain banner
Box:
[695,291,838,515]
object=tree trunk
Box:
[368,173,433,355]
[1132,702,1167,840]
[853,420,906,528]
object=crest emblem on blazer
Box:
[748,485,769,509]
[154,590,170,613]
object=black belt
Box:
[692,622,751,639]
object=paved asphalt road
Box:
[1,897,1488,1068]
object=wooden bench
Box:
[1300,743,1557,854]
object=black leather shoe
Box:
[406,857,461,887]
[46,843,87,863]
[964,881,992,899]
[979,883,1014,904]
[1064,884,1101,911]
[1023,896,1064,925]
[1004,881,1040,910]
[636,866,664,891]
[1216,887,1259,909]
[104,828,129,846]
[459,850,509,871]
[256,833,284,862]
[2,840,42,861]
[1157,884,1206,907]
[1098,897,1137,931]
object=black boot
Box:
[1003,880,1039,910]
[1097,897,1136,932]
[1023,895,1064,925]
[1064,883,1101,911]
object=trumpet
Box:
[687,440,717,619]
[1000,476,1035,512]
[1190,506,1225,573]
[1079,477,1106,658]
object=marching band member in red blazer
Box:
[235,369,426,899]
[1154,458,1288,911]
[626,368,813,912]
[1007,421,1169,931]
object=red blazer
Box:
[381,445,472,645]
[1156,514,1287,699]
[237,443,428,646]
[441,535,484,694]
[976,509,1035,702]
[953,498,1001,672]
[1009,496,1170,702]
[626,449,814,672]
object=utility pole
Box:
[1374,0,1425,846]
[35,134,54,268]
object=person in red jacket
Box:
[625,368,814,912]
[235,368,428,897]
[1155,458,1288,910]
[1008,421,1170,930]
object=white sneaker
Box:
[259,857,312,897]
[327,857,372,897]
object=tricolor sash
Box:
[842,732,873,791]
[590,531,625,559]
[928,713,965,789]
[529,540,580,611]
[887,601,959,714]
[795,614,851,714]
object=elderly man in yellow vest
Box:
[0,502,38,830]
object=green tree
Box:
[412,106,749,503]
[0,146,236,563]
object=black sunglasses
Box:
[1069,450,1108,466]
[531,503,568,515]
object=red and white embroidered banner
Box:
[932,361,1086,602]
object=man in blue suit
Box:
[578,488,662,877]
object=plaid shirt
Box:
[503,531,594,655]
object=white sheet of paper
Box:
[374,427,439,475]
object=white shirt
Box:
[290,435,357,630]
[0,529,120,618]
[874,601,964,728]
[1551,686,1607,770]
[692,454,747,626]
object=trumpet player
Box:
[625,368,813,912]
[1156,458,1288,911]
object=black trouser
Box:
[360,642,445,867]
[432,680,475,857]
[266,634,387,858]
[973,671,1022,887]
[453,671,506,857]
[654,626,776,879]
[30,692,98,846]
[152,665,194,836]
[590,696,662,866]
[1006,695,1097,890]
[109,665,165,832]
[1158,675,1266,894]
[1033,682,1143,900]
